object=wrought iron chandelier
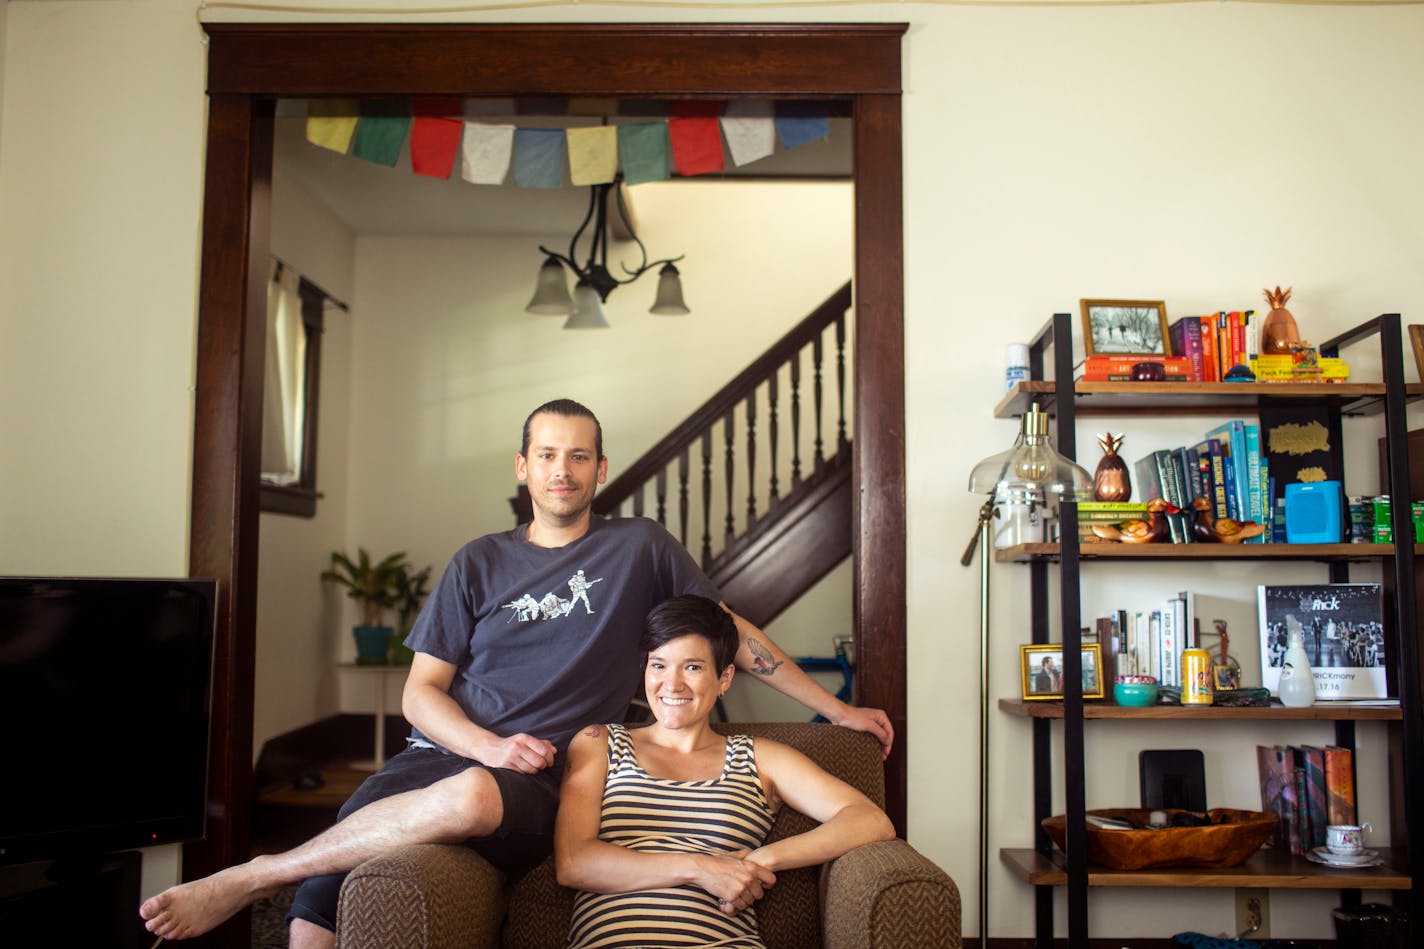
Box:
[524,174,689,329]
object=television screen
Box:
[0,577,216,863]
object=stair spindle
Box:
[813,333,826,469]
[835,311,848,455]
[678,449,691,547]
[701,432,714,567]
[655,467,667,526]
[723,410,736,541]
[745,391,757,523]
[632,488,644,518]
[790,353,803,486]
[767,374,780,503]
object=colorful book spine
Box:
[1293,762,1310,855]
[1194,438,1229,520]
[1200,318,1220,382]
[1257,745,1286,848]
[1220,450,1240,520]
[1301,745,1328,851]
[1324,746,1357,826]
[1244,422,1263,542]
[1169,316,1205,380]
[1275,745,1301,855]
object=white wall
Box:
[3,0,1423,938]
[254,166,357,757]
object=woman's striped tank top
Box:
[567,723,775,948]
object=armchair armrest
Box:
[820,839,961,949]
[337,843,506,949]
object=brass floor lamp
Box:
[963,403,1091,942]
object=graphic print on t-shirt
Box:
[502,569,604,622]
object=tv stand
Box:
[0,850,144,947]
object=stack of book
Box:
[1255,744,1355,855]
[1077,501,1148,544]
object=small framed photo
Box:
[1020,643,1106,701]
[1080,299,1170,358]
[1213,665,1240,691]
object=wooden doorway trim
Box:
[191,23,908,901]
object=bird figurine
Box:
[1191,496,1267,544]
[1092,497,1170,544]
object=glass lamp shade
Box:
[649,262,690,315]
[967,404,1093,501]
[563,282,611,329]
[525,257,574,315]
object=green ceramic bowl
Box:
[1114,682,1159,707]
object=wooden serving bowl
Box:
[1042,808,1277,870]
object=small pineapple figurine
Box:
[1094,433,1131,502]
[1261,285,1301,354]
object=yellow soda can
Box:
[1182,649,1213,705]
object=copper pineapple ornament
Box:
[1261,285,1301,354]
[1094,433,1131,502]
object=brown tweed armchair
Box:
[335,722,960,948]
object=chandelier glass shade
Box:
[524,174,687,328]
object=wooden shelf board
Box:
[1000,846,1413,889]
[998,698,1403,721]
[995,542,1410,563]
[993,380,1424,419]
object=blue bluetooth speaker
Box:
[1285,481,1344,544]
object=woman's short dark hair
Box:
[642,595,738,672]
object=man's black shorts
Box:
[287,745,560,932]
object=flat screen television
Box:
[0,577,217,863]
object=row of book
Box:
[1135,420,1271,542]
[1170,311,1256,383]
[1091,593,1191,686]
[1256,744,1355,855]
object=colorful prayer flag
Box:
[668,117,724,177]
[720,101,776,167]
[775,102,830,150]
[410,117,462,179]
[461,122,514,185]
[351,105,411,167]
[305,100,359,154]
[567,126,618,186]
[617,123,670,185]
[513,128,566,188]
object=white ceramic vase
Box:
[1277,629,1317,707]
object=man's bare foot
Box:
[138,861,279,940]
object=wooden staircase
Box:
[594,281,853,626]
[543,282,855,627]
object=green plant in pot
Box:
[388,562,433,666]
[321,548,406,665]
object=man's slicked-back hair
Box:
[521,398,603,460]
[642,595,739,673]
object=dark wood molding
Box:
[206,23,906,97]
[185,93,272,912]
[192,29,909,913]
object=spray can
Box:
[1182,649,1214,705]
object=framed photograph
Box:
[1020,643,1106,701]
[1408,324,1424,384]
[1080,299,1170,358]
[1258,583,1387,700]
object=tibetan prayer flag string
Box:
[720,101,776,167]
[306,100,359,154]
[617,123,670,185]
[410,117,462,179]
[351,105,412,167]
[668,116,724,177]
[513,128,566,189]
[567,126,618,186]
[461,122,514,186]
[774,102,830,151]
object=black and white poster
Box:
[1257,583,1387,700]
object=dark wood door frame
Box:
[190,23,908,902]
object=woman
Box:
[555,595,895,948]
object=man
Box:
[140,398,893,946]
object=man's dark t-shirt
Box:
[404,517,720,757]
